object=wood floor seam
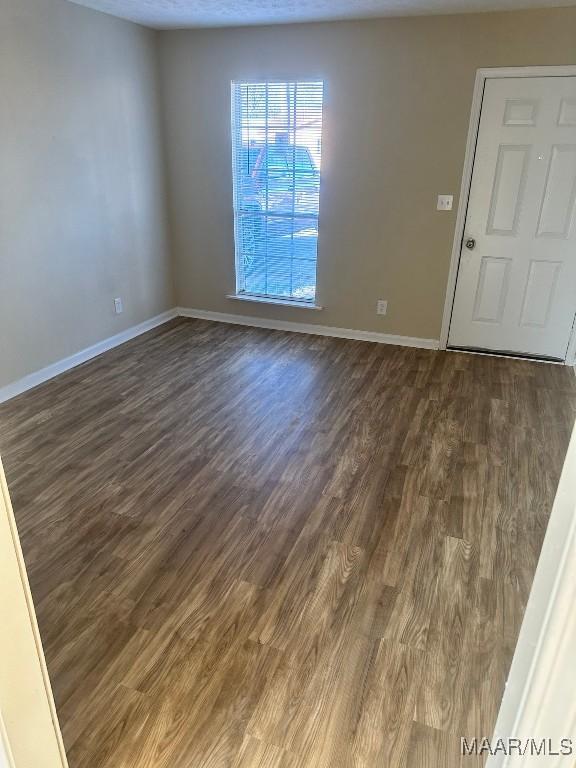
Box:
[0,317,574,767]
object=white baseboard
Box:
[0,309,177,404]
[0,306,439,405]
[177,307,439,350]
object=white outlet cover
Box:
[376,300,388,316]
[437,194,453,211]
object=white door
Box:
[449,76,576,360]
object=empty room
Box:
[1,0,576,766]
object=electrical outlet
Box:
[114,297,123,315]
[437,194,453,211]
[376,300,388,316]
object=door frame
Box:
[486,420,576,767]
[439,65,576,364]
[0,457,68,768]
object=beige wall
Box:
[158,8,576,339]
[0,0,173,390]
[2,4,576,390]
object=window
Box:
[231,80,324,303]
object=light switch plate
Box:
[437,194,453,211]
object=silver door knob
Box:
[465,237,476,250]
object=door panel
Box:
[473,257,511,323]
[487,145,530,235]
[558,99,576,126]
[503,98,539,126]
[536,144,576,238]
[449,76,576,359]
[520,260,560,327]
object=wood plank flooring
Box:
[1,318,575,768]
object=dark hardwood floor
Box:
[1,318,575,768]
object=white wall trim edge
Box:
[439,64,576,363]
[0,712,15,768]
[0,309,178,404]
[177,307,440,349]
[0,306,438,405]
[438,67,485,352]
[486,423,576,768]
[1,458,69,767]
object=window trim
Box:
[230,78,324,304]
[226,293,323,310]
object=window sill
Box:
[226,294,323,310]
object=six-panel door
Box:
[449,76,576,360]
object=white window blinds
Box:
[231,80,324,302]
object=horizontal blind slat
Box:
[231,80,324,301]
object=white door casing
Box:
[486,420,576,768]
[0,712,15,768]
[448,75,576,360]
[0,457,68,768]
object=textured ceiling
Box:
[67,0,576,29]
